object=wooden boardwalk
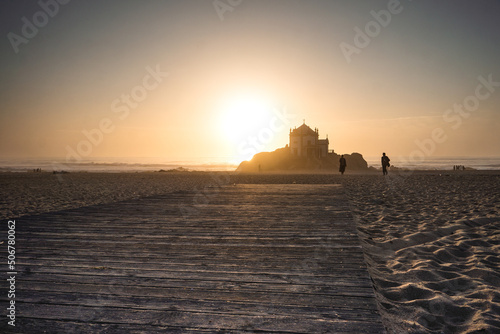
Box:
[1,184,385,333]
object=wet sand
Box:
[1,170,499,333]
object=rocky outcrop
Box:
[236,147,368,173]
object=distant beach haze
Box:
[1,1,500,163]
[1,156,500,173]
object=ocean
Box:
[1,156,500,173]
[364,156,500,171]
[0,157,238,173]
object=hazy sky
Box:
[1,0,499,163]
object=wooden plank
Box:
[14,276,376,298]
[14,260,369,277]
[4,280,380,310]
[14,256,366,273]
[11,272,372,291]
[14,303,382,333]
[2,319,212,334]
[1,184,385,333]
[5,290,381,319]
[11,266,371,287]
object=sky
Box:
[1,0,499,164]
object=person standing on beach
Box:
[339,155,347,175]
[381,153,390,175]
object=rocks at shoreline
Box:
[236,147,368,172]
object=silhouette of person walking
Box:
[381,152,390,175]
[339,155,346,175]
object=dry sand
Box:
[342,171,500,334]
[0,171,223,220]
[1,170,499,333]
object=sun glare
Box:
[219,94,272,141]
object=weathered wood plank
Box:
[14,276,376,298]
[4,280,380,310]
[12,267,371,287]
[14,303,382,333]
[3,319,214,334]
[1,184,385,333]
[4,290,382,320]
[15,257,366,274]
[9,274,372,298]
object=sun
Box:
[219,94,273,142]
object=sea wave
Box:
[0,158,238,172]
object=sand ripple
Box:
[345,173,500,333]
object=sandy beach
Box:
[1,170,499,333]
[341,171,500,333]
[0,172,222,220]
